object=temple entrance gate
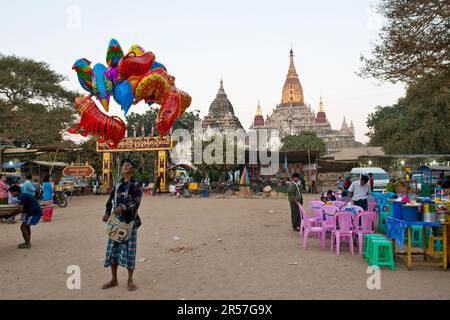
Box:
[97,137,173,193]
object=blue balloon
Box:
[92,63,113,111]
[113,81,134,115]
[151,61,167,71]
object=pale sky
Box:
[0,0,405,143]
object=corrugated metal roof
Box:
[424,165,450,171]
[33,161,68,167]
[323,147,385,161]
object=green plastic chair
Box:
[410,226,421,247]
[377,203,393,234]
[367,238,395,271]
[410,225,429,248]
[429,229,443,251]
[363,234,387,259]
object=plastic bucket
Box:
[393,202,406,219]
[402,205,419,222]
[423,212,437,223]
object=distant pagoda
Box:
[202,79,244,133]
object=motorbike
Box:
[53,191,68,208]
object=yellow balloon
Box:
[128,44,146,57]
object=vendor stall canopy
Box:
[2,161,26,169]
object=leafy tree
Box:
[126,109,158,137]
[367,72,450,153]
[76,139,103,170]
[195,135,241,182]
[359,0,449,83]
[126,108,201,136]
[281,132,327,154]
[173,109,201,132]
[360,0,449,154]
[0,54,78,146]
[366,98,406,142]
[122,108,201,183]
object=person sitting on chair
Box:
[321,190,337,203]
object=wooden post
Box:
[423,226,427,261]
[447,222,450,270]
[443,222,448,270]
[392,239,396,260]
[157,150,169,193]
[102,152,112,192]
[407,226,412,270]
[49,148,60,176]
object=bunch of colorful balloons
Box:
[69,38,192,147]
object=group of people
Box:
[0,173,57,249]
[1,174,54,223]
[1,164,142,291]
[288,173,373,232]
[338,174,375,193]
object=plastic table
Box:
[387,216,448,271]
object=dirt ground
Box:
[0,194,449,300]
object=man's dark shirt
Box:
[105,177,143,227]
[18,193,42,216]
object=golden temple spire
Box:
[287,47,298,78]
[319,97,325,112]
[256,101,263,116]
[281,47,304,105]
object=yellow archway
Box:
[97,137,173,192]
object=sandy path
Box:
[0,194,449,300]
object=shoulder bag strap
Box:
[124,181,139,222]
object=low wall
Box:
[318,172,347,191]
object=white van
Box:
[350,167,390,192]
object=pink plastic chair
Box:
[368,201,377,212]
[331,211,355,256]
[299,204,325,251]
[322,205,339,235]
[331,201,345,209]
[352,205,364,213]
[310,200,324,227]
[300,201,321,237]
[355,211,378,256]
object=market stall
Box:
[386,196,450,270]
